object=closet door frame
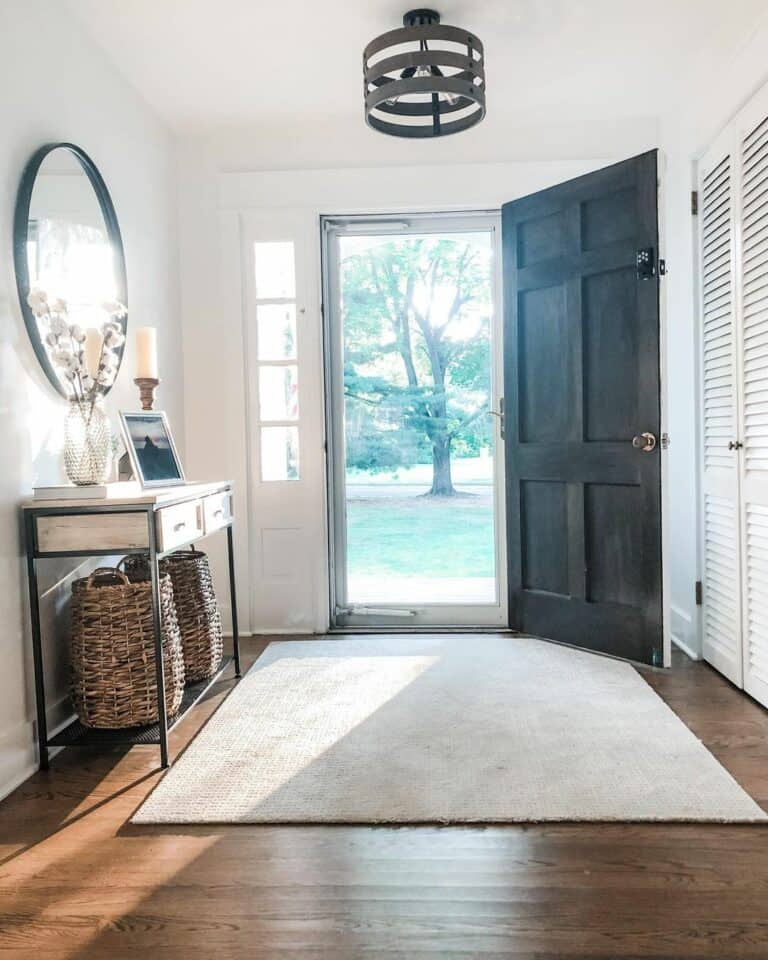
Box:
[698,78,768,704]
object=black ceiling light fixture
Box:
[363,8,486,139]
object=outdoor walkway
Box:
[348,575,496,605]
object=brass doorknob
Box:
[632,432,657,452]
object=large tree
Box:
[342,236,491,496]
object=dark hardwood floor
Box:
[0,639,767,959]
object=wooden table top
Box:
[22,480,232,511]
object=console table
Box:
[22,481,240,770]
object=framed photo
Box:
[119,411,185,488]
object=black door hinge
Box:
[691,190,699,216]
[695,580,703,606]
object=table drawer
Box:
[157,499,204,552]
[202,490,233,534]
[36,512,149,554]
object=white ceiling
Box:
[67,0,768,167]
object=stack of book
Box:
[33,481,141,500]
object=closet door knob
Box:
[728,440,743,450]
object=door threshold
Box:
[328,626,517,635]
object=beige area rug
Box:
[133,635,767,824]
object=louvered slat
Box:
[702,157,734,470]
[699,143,742,686]
[740,114,768,707]
[704,495,740,662]
[745,504,768,688]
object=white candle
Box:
[83,328,103,378]
[135,327,158,379]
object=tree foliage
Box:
[342,235,492,495]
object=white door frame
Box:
[321,210,508,629]
[221,158,669,653]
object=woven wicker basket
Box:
[160,549,223,682]
[123,549,223,683]
[70,567,185,729]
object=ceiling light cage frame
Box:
[363,8,486,139]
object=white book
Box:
[33,481,141,501]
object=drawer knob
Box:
[173,520,187,532]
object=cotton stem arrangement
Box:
[26,288,127,410]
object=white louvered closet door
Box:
[737,103,768,708]
[699,135,743,686]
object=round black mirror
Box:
[13,143,128,398]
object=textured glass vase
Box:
[64,398,112,485]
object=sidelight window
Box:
[253,241,299,481]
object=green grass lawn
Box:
[346,494,495,578]
[347,455,493,486]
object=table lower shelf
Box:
[48,655,234,748]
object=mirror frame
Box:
[13,142,128,398]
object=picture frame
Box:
[119,411,185,489]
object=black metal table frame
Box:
[23,500,241,770]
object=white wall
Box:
[0,0,182,797]
[660,16,768,660]
[175,10,768,666]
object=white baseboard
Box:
[0,757,37,804]
[0,696,73,803]
[671,633,702,661]
[669,603,701,662]
[670,603,694,627]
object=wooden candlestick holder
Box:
[134,377,160,411]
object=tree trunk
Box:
[429,436,455,496]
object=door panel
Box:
[738,107,768,706]
[521,480,569,595]
[502,151,662,664]
[698,135,742,685]
[583,267,638,440]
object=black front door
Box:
[502,151,662,665]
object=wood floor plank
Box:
[0,640,767,959]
